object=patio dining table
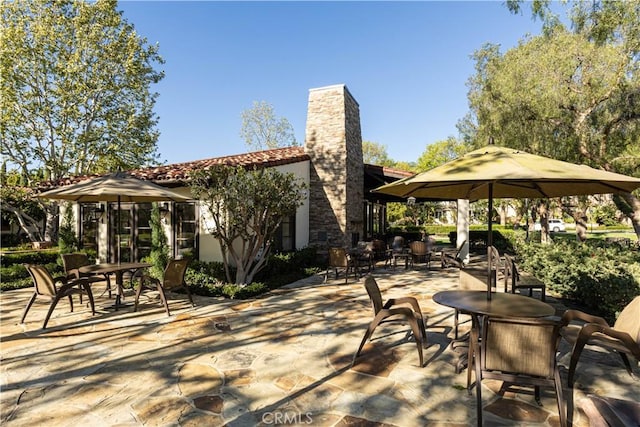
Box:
[79,262,151,310]
[433,290,556,391]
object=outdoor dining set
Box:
[20,253,195,329]
[348,245,640,426]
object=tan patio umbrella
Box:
[39,171,191,262]
[374,143,640,298]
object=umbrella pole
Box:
[487,184,493,300]
[117,196,121,265]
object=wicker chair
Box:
[409,240,431,269]
[560,296,640,387]
[134,259,194,316]
[353,275,427,367]
[325,247,359,284]
[503,254,546,301]
[22,264,95,329]
[474,316,566,427]
[61,253,112,298]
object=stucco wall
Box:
[197,160,310,263]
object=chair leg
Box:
[183,285,195,307]
[534,385,541,405]
[568,338,588,387]
[21,293,38,324]
[105,274,112,299]
[157,284,170,316]
[418,317,428,348]
[554,368,567,427]
[454,310,459,339]
[474,342,483,426]
[133,280,146,312]
[67,295,74,312]
[354,314,384,363]
[43,295,64,329]
[618,352,634,377]
[83,283,96,316]
[407,317,424,367]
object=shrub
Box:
[514,239,640,322]
[183,247,321,299]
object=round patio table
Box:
[79,262,151,310]
[433,290,555,319]
[433,290,556,391]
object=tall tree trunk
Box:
[538,204,551,244]
[573,210,588,242]
[616,192,640,241]
[43,204,59,242]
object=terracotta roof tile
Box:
[41,146,310,188]
[131,146,310,184]
[41,146,414,188]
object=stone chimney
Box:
[304,84,364,249]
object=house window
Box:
[175,202,198,258]
[135,203,153,261]
[80,204,99,255]
[363,201,385,239]
[274,214,295,252]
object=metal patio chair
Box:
[22,263,95,329]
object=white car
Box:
[534,219,566,232]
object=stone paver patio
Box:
[1,263,638,426]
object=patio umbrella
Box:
[374,143,640,298]
[39,171,191,263]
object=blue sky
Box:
[118,1,548,165]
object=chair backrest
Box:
[613,296,640,345]
[455,239,468,258]
[363,275,384,315]
[372,239,386,252]
[409,241,428,256]
[392,236,405,252]
[482,316,560,378]
[24,264,57,297]
[488,245,501,267]
[503,254,520,287]
[328,247,348,268]
[61,253,91,275]
[162,258,189,289]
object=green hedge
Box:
[185,247,322,299]
[514,239,640,322]
[1,250,64,291]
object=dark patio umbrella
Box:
[374,144,640,299]
[39,171,191,263]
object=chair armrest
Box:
[577,323,640,358]
[384,297,423,316]
[52,275,69,285]
[380,306,419,320]
[561,309,609,327]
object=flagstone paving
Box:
[1,264,638,426]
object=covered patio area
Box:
[1,264,637,426]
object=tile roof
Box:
[40,146,414,188]
[131,146,311,184]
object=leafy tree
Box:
[0,184,44,243]
[190,165,307,285]
[461,1,640,238]
[416,137,469,172]
[362,140,393,166]
[240,101,297,151]
[1,0,164,239]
